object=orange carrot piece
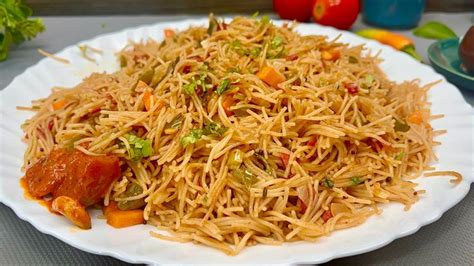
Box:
[408,110,423,125]
[52,99,67,110]
[102,201,118,217]
[256,66,286,88]
[143,90,160,112]
[164,29,175,38]
[106,209,144,228]
[222,94,235,116]
[321,49,340,61]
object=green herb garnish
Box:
[351,176,362,185]
[180,121,228,147]
[122,133,153,160]
[271,36,283,49]
[395,152,405,161]
[182,79,197,95]
[322,178,334,188]
[216,79,231,95]
[180,128,204,147]
[0,0,45,61]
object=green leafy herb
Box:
[122,133,153,160]
[230,40,242,49]
[249,47,261,58]
[203,121,228,136]
[260,15,270,25]
[182,79,197,95]
[232,167,258,188]
[394,119,411,132]
[271,36,283,49]
[180,128,204,147]
[322,178,334,188]
[351,176,362,185]
[348,56,358,64]
[202,194,208,205]
[251,11,259,18]
[180,121,227,147]
[413,21,457,40]
[395,152,405,161]
[216,79,231,95]
[0,0,45,61]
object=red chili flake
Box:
[297,198,307,214]
[346,83,359,94]
[182,65,191,74]
[308,136,318,147]
[322,210,333,222]
[365,138,382,152]
[48,120,54,130]
[286,54,299,61]
[89,107,101,115]
[280,153,290,168]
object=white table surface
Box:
[1,13,473,265]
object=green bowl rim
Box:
[427,38,474,81]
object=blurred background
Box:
[23,0,474,15]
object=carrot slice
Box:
[52,99,67,110]
[222,94,235,116]
[106,209,144,228]
[256,66,286,88]
[102,201,118,217]
[143,90,160,112]
[408,110,423,125]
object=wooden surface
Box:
[25,0,474,16]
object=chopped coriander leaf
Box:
[122,134,153,160]
[249,47,261,58]
[203,121,228,136]
[216,79,231,95]
[182,79,197,95]
[251,11,259,18]
[271,36,283,49]
[230,40,242,49]
[260,15,270,25]
[180,129,203,147]
[207,14,218,35]
[351,176,362,185]
[322,178,334,188]
[395,152,405,161]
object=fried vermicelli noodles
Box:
[20,15,460,255]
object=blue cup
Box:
[363,0,425,29]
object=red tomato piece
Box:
[322,209,333,222]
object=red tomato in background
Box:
[273,0,313,22]
[312,0,360,30]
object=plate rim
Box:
[1,17,473,264]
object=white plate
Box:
[1,18,473,264]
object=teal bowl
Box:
[428,38,474,91]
